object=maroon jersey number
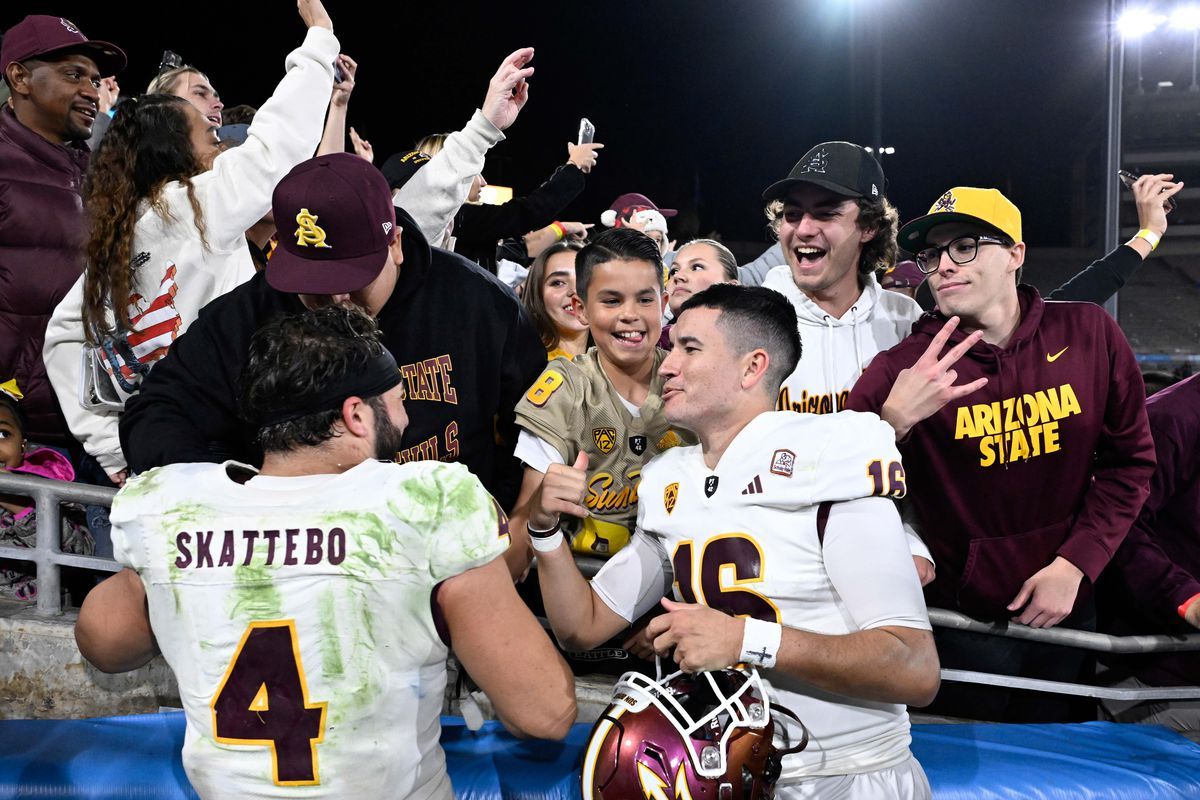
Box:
[867,459,907,498]
[211,620,328,786]
[672,535,780,623]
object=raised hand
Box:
[330,55,357,107]
[566,142,604,173]
[482,47,535,132]
[1133,172,1183,238]
[527,451,588,531]
[297,0,333,30]
[349,126,374,163]
[880,316,988,439]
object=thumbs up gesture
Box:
[528,452,590,531]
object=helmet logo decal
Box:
[294,209,332,249]
[637,761,694,800]
[933,191,956,213]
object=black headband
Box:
[258,349,402,426]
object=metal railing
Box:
[0,471,118,616]
[5,470,1199,703]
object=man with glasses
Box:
[847,187,1156,722]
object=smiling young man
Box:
[760,141,919,416]
[530,284,939,798]
[0,15,125,448]
[847,187,1155,721]
[512,227,690,561]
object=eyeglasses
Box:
[914,235,1011,274]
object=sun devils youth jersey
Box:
[110,459,509,800]
[591,411,931,780]
[514,348,692,557]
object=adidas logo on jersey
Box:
[741,475,764,495]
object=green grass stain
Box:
[318,588,344,679]
[116,467,168,500]
[227,561,283,620]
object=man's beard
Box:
[372,403,406,461]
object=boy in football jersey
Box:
[531,284,940,798]
[510,226,690,561]
[75,307,574,800]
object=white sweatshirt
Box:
[762,266,922,415]
[43,27,340,473]
[394,109,504,247]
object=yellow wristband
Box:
[1134,228,1161,251]
[550,221,566,242]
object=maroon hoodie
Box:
[1102,374,1200,685]
[848,285,1155,619]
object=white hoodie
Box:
[762,266,922,414]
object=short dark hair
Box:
[678,284,801,393]
[221,104,257,126]
[239,306,390,453]
[575,227,664,300]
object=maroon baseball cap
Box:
[1,16,126,77]
[267,153,398,295]
[879,260,925,290]
[608,192,677,218]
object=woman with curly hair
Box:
[43,0,340,484]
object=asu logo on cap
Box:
[593,427,617,454]
[294,209,332,249]
[933,191,956,213]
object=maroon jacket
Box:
[848,286,1155,619]
[0,106,90,446]
[1103,374,1200,685]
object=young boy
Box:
[511,228,690,560]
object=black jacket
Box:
[454,163,585,271]
[120,207,545,509]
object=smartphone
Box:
[578,117,596,146]
[1118,169,1177,214]
[333,60,346,84]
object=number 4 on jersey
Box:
[211,620,327,786]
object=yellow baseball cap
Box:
[898,187,1022,251]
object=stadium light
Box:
[1117,8,1166,37]
[1171,4,1200,90]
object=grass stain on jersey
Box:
[227,561,283,620]
[318,588,345,679]
[116,466,169,500]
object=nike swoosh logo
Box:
[1047,347,1069,363]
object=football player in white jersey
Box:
[528,284,940,799]
[75,307,575,800]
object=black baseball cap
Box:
[380,150,431,191]
[762,142,886,202]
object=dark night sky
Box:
[5,2,1136,248]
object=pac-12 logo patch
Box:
[770,448,796,478]
[664,482,679,514]
[704,475,719,498]
[629,435,647,455]
[593,427,617,454]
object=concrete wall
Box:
[0,603,179,720]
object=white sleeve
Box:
[394,109,504,245]
[590,529,672,623]
[192,27,339,249]
[42,277,126,473]
[822,497,931,631]
[901,500,934,564]
[514,430,565,473]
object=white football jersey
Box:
[592,411,931,780]
[111,459,510,800]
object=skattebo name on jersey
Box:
[174,528,347,569]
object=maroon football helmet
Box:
[581,667,807,800]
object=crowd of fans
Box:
[1,5,1197,744]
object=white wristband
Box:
[530,530,565,553]
[740,618,783,669]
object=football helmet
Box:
[581,667,807,800]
